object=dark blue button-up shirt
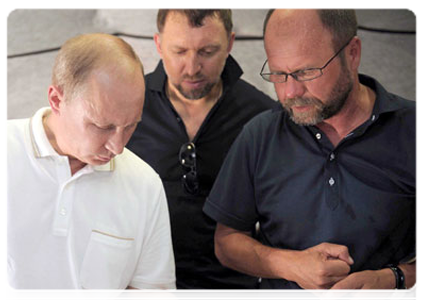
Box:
[204,74,415,289]
[127,56,277,288]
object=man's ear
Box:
[48,85,64,115]
[154,33,163,58]
[346,36,361,72]
[227,32,235,54]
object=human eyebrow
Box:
[171,46,187,53]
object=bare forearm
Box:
[215,223,355,289]
[214,223,293,279]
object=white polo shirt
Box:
[7,107,176,289]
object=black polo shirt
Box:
[126,55,277,289]
[203,74,415,289]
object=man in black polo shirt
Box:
[127,10,277,289]
[204,9,415,289]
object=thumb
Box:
[324,243,354,265]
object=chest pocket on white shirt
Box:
[80,230,134,289]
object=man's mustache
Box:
[284,97,323,108]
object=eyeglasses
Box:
[179,142,199,195]
[260,37,354,83]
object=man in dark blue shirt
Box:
[204,9,415,289]
[127,10,277,289]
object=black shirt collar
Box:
[359,74,406,115]
[147,54,243,94]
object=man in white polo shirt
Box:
[7,33,176,289]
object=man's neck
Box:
[43,112,87,175]
[316,83,376,147]
[167,80,223,141]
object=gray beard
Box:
[283,69,353,126]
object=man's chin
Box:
[178,83,213,100]
[286,107,322,126]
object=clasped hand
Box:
[291,242,354,289]
[292,242,393,289]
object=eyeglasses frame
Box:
[260,36,355,83]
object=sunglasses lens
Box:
[179,142,199,194]
[182,170,199,194]
[179,143,195,167]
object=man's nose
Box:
[105,130,125,156]
[185,53,202,77]
[282,75,306,100]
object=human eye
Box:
[173,48,187,55]
[262,71,287,83]
[199,46,219,57]
[92,123,114,133]
[124,123,138,131]
[294,68,321,81]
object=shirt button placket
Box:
[53,181,74,236]
[325,151,339,210]
[326,175,339,210]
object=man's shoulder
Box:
[382,89,416,128]
[114,148,161,184]
[394,95,415,111]
[242,107,284,135]
[7,118,28,144]
[8,117,28,129]
[231,79,276,107]
[361,74,415,115]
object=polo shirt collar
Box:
[29,107,114,172]
[148,54,243,94]
[29,107,59,158]
[359,74,405,115]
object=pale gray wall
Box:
[7,9,415,120]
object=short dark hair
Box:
[263,9,357,50]
[262,9,275,37]
[157,9,233,36]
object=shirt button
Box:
[371,115,376,121]
[329,177,335,186]
[316,133,322,140]
[330,153,335,161]
[60,208,67,216]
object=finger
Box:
[319,276,360,300]
[323,244,354,265]
[324,259,351,277]
[326,275,350,288]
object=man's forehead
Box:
[264,10,332,53]
[160,15,228,48]
[265,10,324,39]
[162,11,224,33]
